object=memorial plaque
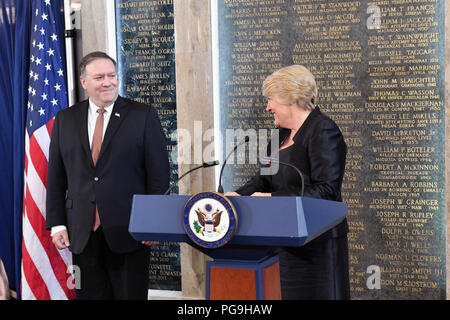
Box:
[115,0,181,291]
[217,0,446,299]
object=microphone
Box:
[164,160,220,195]
[217,136,250,193]
[260,157,305,196]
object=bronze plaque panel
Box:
[217,0,446,299]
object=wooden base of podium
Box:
[206,255,281,300]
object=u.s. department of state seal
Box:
[183,192,238,248]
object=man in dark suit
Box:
[46,51,170,299]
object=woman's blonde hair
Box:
[262,65,317,111]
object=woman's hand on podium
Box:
[251,192,271,197]
[142,241,159,247]
[224,192,240,196]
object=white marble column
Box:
[174,0,215,299]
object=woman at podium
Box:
[226,65,350,300]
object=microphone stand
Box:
[217,136,250,193]
[164,160,219,195]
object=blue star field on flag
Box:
[26,0,68,137]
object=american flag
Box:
[21,0,74,300]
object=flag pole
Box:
[63,0,76,107]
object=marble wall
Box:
[79,0,107,102]
[173,0,214,299]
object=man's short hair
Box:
[79,51,117,77]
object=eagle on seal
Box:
[195,208,223,232]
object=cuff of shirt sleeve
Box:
[50,225,67,237]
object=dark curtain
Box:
[0,0,32,298]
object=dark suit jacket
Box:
[46,96,170,254]
[236,106,348,239]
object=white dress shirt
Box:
[50,99,114,237]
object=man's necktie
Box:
[91,107,105,231]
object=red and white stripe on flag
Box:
[22,122,75,300]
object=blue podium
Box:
[129,195,347,299]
